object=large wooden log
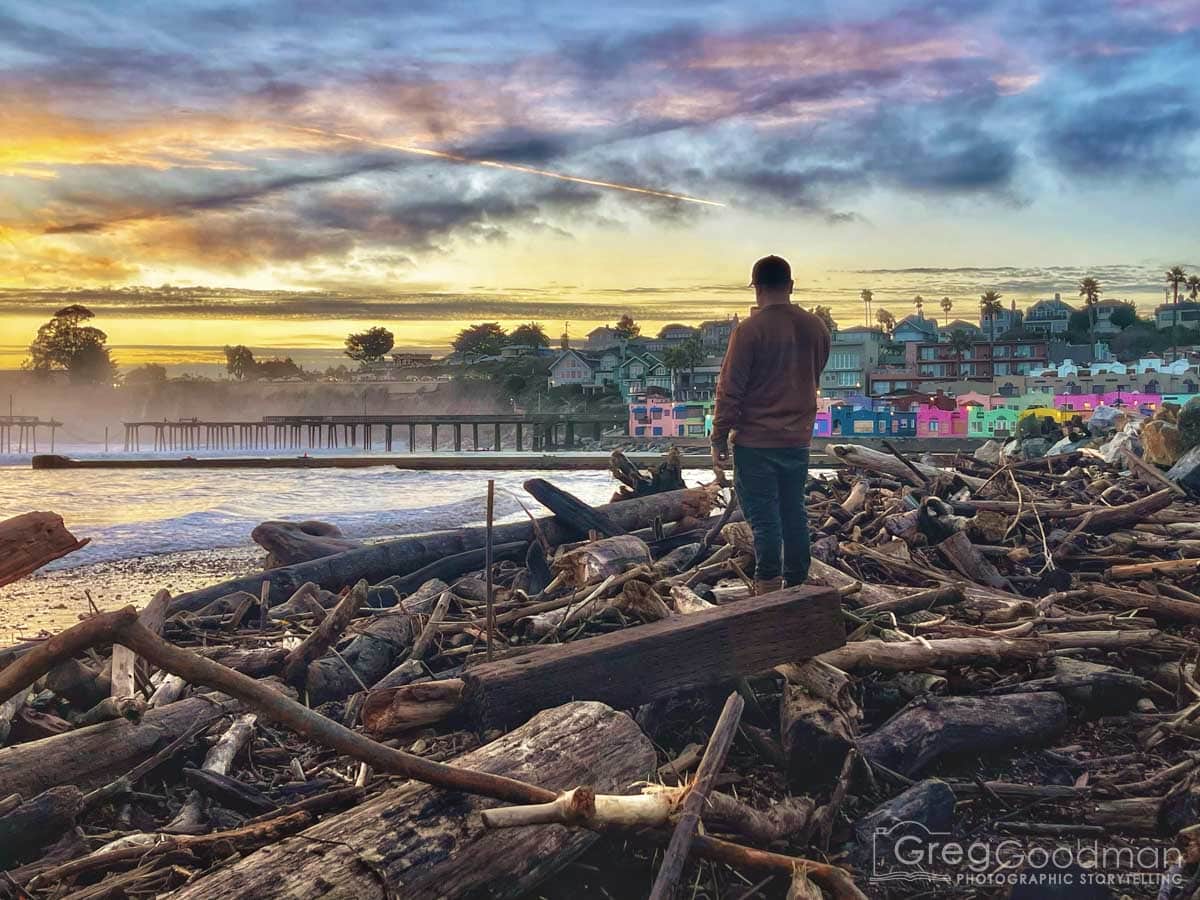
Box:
[250,519,362,568]
[859,693,1069,777]
[168,487,714,614]
[0,512,89,587]
[0,785,83,868]
[524,477,621,537]
[304,579,447,705]
[0,696,233,799]
[168,702,656,900]
[462,585,844,731]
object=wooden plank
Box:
[462,585,845,731]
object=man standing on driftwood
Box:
[711,255,831,594]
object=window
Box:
[830,350,859,369]
[837,372,858,386]
[687,424,705,435]
[919,347,938,360]
[928,419,939,433]
[993,345,1010,358]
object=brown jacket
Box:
[711,304,831,450]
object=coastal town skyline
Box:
[3,0,1199,368]
[2,263,1197,371]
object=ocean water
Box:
[0,444,711,570]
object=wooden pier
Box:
[122,414,627,453]
[33,453,715,471]
[1,416,63,453]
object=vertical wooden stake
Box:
[486,479,496,662]
[648,691,745,900]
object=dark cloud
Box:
[1044,87,1200,178]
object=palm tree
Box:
[876,308,896,336]
[860,289,873,327]
[1187,274,1200,302]
[940,296,952,320]
[948,329,973,379]
[979,290,1003,373]
[1078,276,1102,350]
[1168,266,1187,361]
[913,295,924,320]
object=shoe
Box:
[753,577,784,596]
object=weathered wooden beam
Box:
[164,702,657,900]
[462,585,845,731]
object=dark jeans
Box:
[733,445,811,585]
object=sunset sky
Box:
[2,0,1199,370]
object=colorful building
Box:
[1053,392,1161,416]
[1163,393,1200,407]
[813,410,833,437]
[629,401,711,437]
[831,406,918,438]
[968,406,1018,437]
[916,403,969,438]
[1019,406,1073,425]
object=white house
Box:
[548,350,600,388]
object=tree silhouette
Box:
[345,326,395,363]
[810,305,836,332]
[509,322,550,348]
[1078,277,1102,348]
[224,345,257,380]
[26,305,117,383]
[875,308,896,335]
[662,334,706,398]
[1168,266,1188,361]
[125,363,168,385]
[453,323,507,356]
[948,329,973,379]
[613,314,641,340]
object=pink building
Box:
[954,390,996,409]
[915,403,969,438]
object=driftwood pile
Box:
[3,441,1200,898]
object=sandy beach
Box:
[0,459,707,642]
[0,545,262,642]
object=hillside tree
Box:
[26,304,118,383]
[224,345,257,380]
[509,322,549,348]
[345,326,395,363]
[453,322,508,356]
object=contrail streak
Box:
[286,125,725,207]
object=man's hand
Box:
[711,444,730,485]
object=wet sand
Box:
[0,545,262,643]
